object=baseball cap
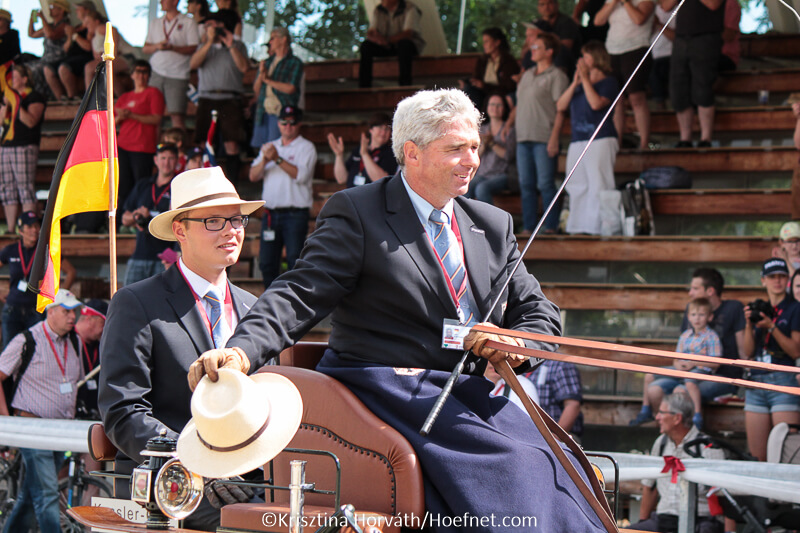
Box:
[82,298,108,319]
[45,289,83,310]
[762,258,789,277]
[779,221,800,241]
[522,19,553,32]
[279,105,303,122]
[18,211,41,227]
[0,9,12,22]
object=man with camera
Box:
[742,258,800,461]
[122,143,178,286]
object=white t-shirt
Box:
[252,135,317,209]
[605,0,655,55]
[145,13,199,79]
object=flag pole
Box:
[102,22,118,299]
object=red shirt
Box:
[115,86,165,153]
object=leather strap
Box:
[494,360,619,533]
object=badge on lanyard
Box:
[59,382,73,394]
[442,318,471,350]
[761,348,772,365]
[262,229,276,241]
[17,280,28,292]
[86,379,97,390]
[353,174,366,186]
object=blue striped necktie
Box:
[203,288,230,349]
[429,209,474,325]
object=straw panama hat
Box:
[148,167,263,242]
[177,369,303,479]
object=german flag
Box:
[29,62,118,311]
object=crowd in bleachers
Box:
[1,0,799,492]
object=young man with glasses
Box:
[249,105,317,288]
[99,167,262,531]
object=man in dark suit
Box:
[190,89,607,532]
[98,167,262,531]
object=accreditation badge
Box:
[442,319,470,350]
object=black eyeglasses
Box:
[181,215,249,231]
[278,119,298,126]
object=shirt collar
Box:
[400,171,454,227]
[179,258,227,298]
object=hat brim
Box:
[176,372,303,479]
[148,198,264,242]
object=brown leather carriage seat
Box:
[220,343,426,532]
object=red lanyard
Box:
[358,147,380,173]
[152,183,170,207]
[765,306,784,345]
[162,16,179,43]
[176,262,234,340]
[81,337,97,371]
[426,212,468,307]
[18,243,34,279]
[42,323,69,378]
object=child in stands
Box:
[674,297,722,430]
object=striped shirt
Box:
[0,320,83,419]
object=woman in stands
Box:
[327,112,397,188]
[556,41,618,234]
[504,32,568,235]
[465,93,516,204]
[0,65,44,235]
[743,258,800,461]
[459,27,520,111]
[46,0,96,102]
[27,0,69,98]
[594,0,654,150]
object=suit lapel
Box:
[228,282,253,321]
[455,201,490,319]
[164,266,215,354]
[385,175,457,315]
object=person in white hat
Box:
[98,167,263,531]
[772,221,800,279]
[0,288,84,533]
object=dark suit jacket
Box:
[98,266,256,465]
[230,173,560,374]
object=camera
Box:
[134,212,152,228]
[747,299,774,324]
[215,27,226,37]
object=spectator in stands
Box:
[251,26,303,147]
[327,112,397,188]
[719,0,741,72]
[75,298,107,419]
[531,0,583,75]
[486,363,540,411]
[213,0,243,38]
[524,359,584,438]
[161,127,188,172]
[0,65,44,234]
[359,0,425,88]
[187,0,210,32]
[27,0,69,98]
[459,27,519,111]
[115,60,166,210]
[630,393,725,533]
[0,10,21,66]
[0,289,84,533]
[742,258,800,461]
[518,18,581,80]
[249,105,316,288]
[83,12,134,95]
[465,94,515,204]
[48,1,95,102]
[648,0,676,111]
[573,0,609,43]
[143,0,199,131]
[0,211,75,349]
[506,32,568,235]
[661,0,724,148]
[185,146,204,170]
[594,0,654,151]
[191,12,249,183]
[121,143,179,286]
[556,40,618,235]
[631,268,745,426]
[772,221,800,279]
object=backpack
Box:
[639,166,691,189]
[620,179,655,236]
[5,330,81,406]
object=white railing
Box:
[0,415,95,453]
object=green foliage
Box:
[236,0,578,58]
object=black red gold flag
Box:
[29,62,118,311]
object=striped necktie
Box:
[429,209,474,325]
[203,287,230,349]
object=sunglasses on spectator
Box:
[279,119,298,126]
[180,215,249,231]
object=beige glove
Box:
[463,322,528,367]
[188,347,251,391]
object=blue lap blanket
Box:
[317,350,607,533]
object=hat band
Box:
[177,192,241,210]
[196,416,270,453]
